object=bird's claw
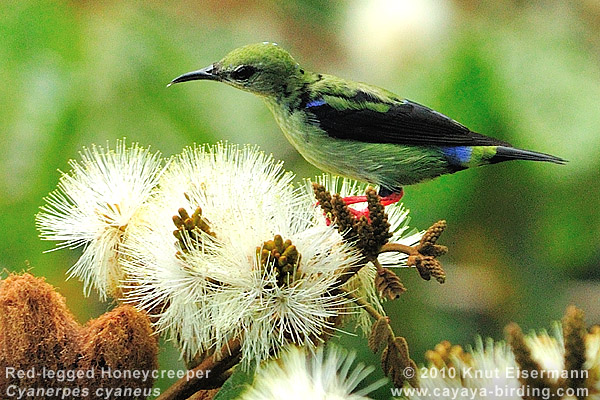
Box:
[338,195,368,206]
[348,206,370,220]
[379,189,404,206]
[317,189,404,224]
[342,189,404,219]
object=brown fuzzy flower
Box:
[0,273,158,400]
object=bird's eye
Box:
[230,65,256,81]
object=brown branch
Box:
[379,242,418,255]
[372,258,385,272]
[156,338,242,400]
[379,221,448,284]
[334,258,369,287]
[185,389,220,400]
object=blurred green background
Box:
[2,0,599,397]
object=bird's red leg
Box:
[316,196,369,224]
[379,188,404,206]
[339,195,368,205]
[343,188,404,219]
[337,196,369,219]
[318,188,404,224]
[346,206,369,219]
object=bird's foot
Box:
[338,195,367,206]
[338,188,404,220]
[347,206,369,220]
[379,188,404,207]
[317,196,369,225]
[378,187,404,206]
[338,188,404,208]
[326,196,369,221]
[317,187,404,225]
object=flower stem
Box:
[156,338,242,400]
[340,287,384,321]
[379,242,417,255]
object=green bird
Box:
[169,42,565,207]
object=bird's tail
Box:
[490,146,567,165]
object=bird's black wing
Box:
[306,96,511,147]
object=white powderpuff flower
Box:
[120,221,218,358]
[36,140,164,299]
[122,143,362,365]
[524,324,600,398]
[238,345,385,400]
[408,326,600,400]
[525,324,565,376]
[215,225,359,365]
[410,338,524,400]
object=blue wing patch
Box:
[305,98,327,108]
[441,146,473,165]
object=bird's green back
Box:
[170,42,566,192]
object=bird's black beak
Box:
[168,64,219,86]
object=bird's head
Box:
[169,42,304,99]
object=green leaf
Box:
[213,364,256,400]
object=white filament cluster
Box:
[238,345,385,400]
[36,140,164,299]
[37,141,420,366]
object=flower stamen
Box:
[257,235,301,287]
[172,206,215,254]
